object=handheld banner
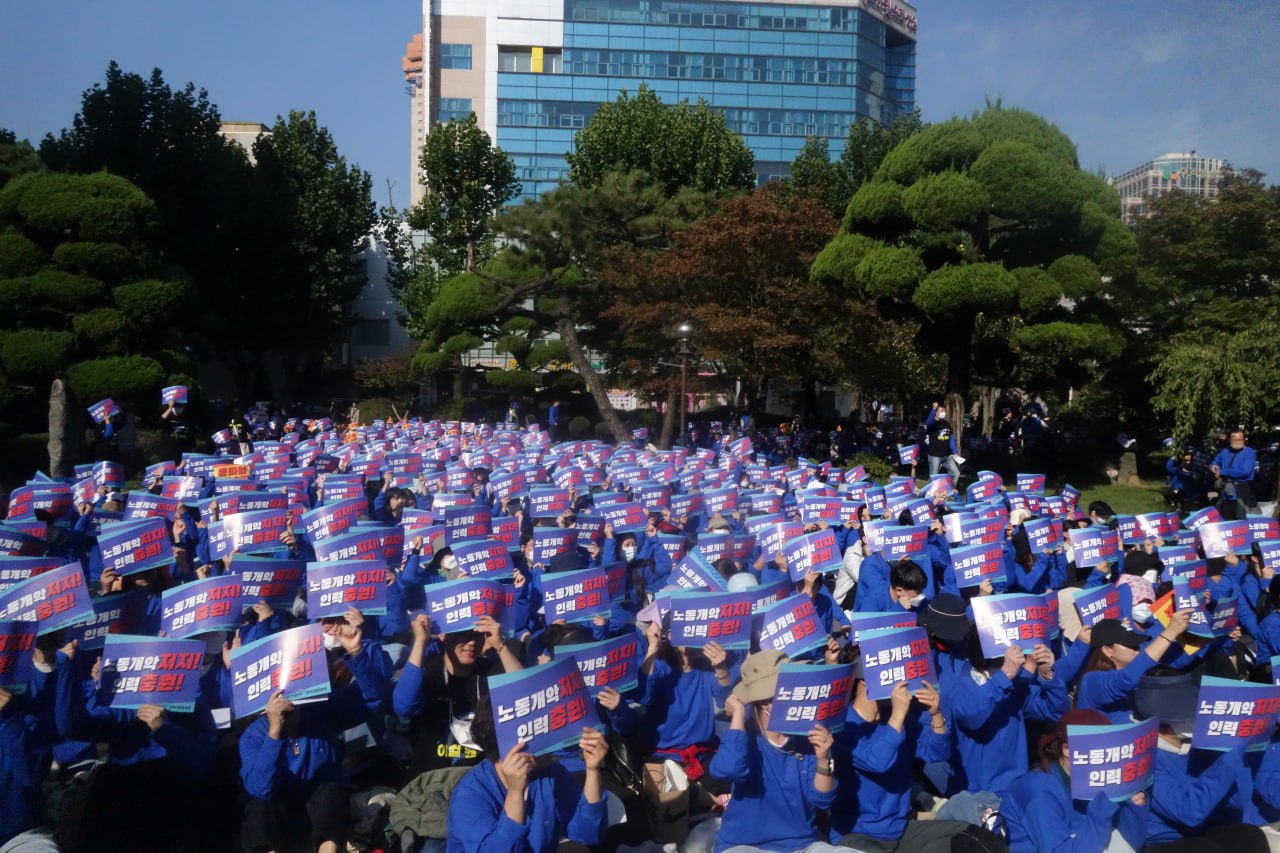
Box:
[161,575,243,638]
[541,567,610,624]
[0,620,37,692]
[230,622,330,718]
[99,634,204,711]
[96,518,173,578]
[971,593,1058,658]
[124,493,180,523]
[1068,718,1158,802]
[897,444,920,466]
[780,529,841,582]
[1068,528,1120,570]
[1172,576,1213,638]
[424,576,504,633]
[1073,585,1122,629]
[1191,675,1280,751]
[65,589,149,650]
[755,594,826,659]
[162,385,188,405]
[451,539,514,578]
[670,550,728,592]
[236,557,306,608]
[559,632,642,697]
[0,562,94,635]
[300,498,364,542]
[666,590,753,649]
[532,528,578,567]
[1023,518,1060,555]
[443,506,492,545]
[306,559,388,618]
[848,610,919,644]
[489,656,601,757]
[951,542,1006,589]
[313,526,404,566]
[221,509,291,554]
[859,626,936,701]
[1197,520,1252,559]
[882,524,930,561]
[769,662,855,735]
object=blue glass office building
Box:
[408,0,917,204]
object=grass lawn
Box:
[1078,481,1169,515]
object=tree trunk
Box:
[47,379,79,478]
[657,383,679,450]
[945,314,975,446]
[554,295,630,444]
[452,355,466,403]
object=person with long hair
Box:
[1002,709,1149,852]
[1076,614,1190,723]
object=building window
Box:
[439,43,472,70]
[353,319,390,347]
[438,98,473,123]
[499,47,532,72]
[499,46,562,73]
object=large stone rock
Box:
[47,379,80,478]
[1118,451,1141,486]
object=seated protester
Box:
[637,618,733,845]
[36,506,93,569]
[1076,613,1190,723]
[239,610,391,853]
[94,566,164,636]
[832,671,970,851]
[834,513,867,609]
[63,653,218,853]
[1206,553,1245,610]
[445,695,609,853]
[919,594,1068,810]
[1002,709,1149,853]
[1251,576,1280,661]
[788,561,850,646]
[1134,669,1269,853]
[372,479,410,524]
[855,558,929,616]
[603,521,672,596]
[710,651,843,853]
[274,525,317,563]
[239,597,295,646]
[1004,519,1052,595]
[393,613,523,781]
[1235,546,1274,642]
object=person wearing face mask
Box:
[444,693,609,853]
[1235,546,1274,643]
[710,651,843,853]
[603,524,672,599]
[238,609,391,853]
[1133,669,1269,852]
[393,612,523,781]
[855,559,928,614]
[1212,429,1259,521]
[1076,614,1191,723]
[924,402,962,483]
[1247,576,1280,662]
[1001,708,1150,853]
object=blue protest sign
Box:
[161,385,188,405]
[667,590,753,649]
[451,539,513,578]
[0,562,94,635]
[0,529,47,559]
[882,525,930,560]
[755,594,826,659]
[848,611,918,644]
[559,633,642,697]
[1068,718,1158,802]
[944,513,1003,547]
[124,493,180,523]
[64,589,148,650]
[161,575,243,638]
[532,528,578,567]
[971,593,1058,657]
[542,567,610,624]
[489,657,602,757]
[951,542,1005,589]
[1172,575,1213,638]
[1068,528,1120,569]
[669,550,728,592]
[229,622,330,719]
[780,529,841,582]
[443,506,492,545]
[236,556,306,608]
[897,445,920,466]
[312,526,404,566]
[1023,518,1060,554]
[300,498,364,542]
[770,662,855,735]
[221,508,291,554]
[1192,676,1280,751]
[858,626,935,700]
[99,634,204,712]
[1197,520,1252,559]
[424,577,504,633]
[1248,516,1280,543]
[0,620,37,692]
[1016,473,1046,495]
[306,560,388,618]
[97,518,173,577]
[1073,585,1122,628]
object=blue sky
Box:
[2,0,1277,209]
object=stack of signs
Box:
[1191,676,1280,751]
[541,568,610,624]
[99,634,204,712]
[666,590,753,649]
[229,622,330,718]
[488,657,602,757]
[1068,718,1158,802]
[768,662,856,735]
[558,633,642,696]
[858,626,936,700]
[971,593,1059,657]
[306,559,388,617]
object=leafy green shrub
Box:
[1,329,75,382]
[29,268,106,311]
[72,308,129,351]
[568,415,592,437]
[354,397,396,423]
[0,278,32,327]
[67,355,165,403]
[52,241,141,283]
[0,233,44,277]
[112,279,191,329]
[427,398,467,422]
[846,452,894,483]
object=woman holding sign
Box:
[711,651,845,853]
[1076,614,1190,724]
[1002,708,1150,852]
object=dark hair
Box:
[890,559,927,594]
[896,509,914,527]
[428,546,454,575]
[540,622,591,649]
[470,687,501,762]
[1087,501,1115,522]
[714,558,739,581]
[519,532,534,548]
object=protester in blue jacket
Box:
[1002,708,1149,853]
[1211,429,1259,520]
[710,650,843,853]
[1077,614,1189,723]
[445,696,609,853]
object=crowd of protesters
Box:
[5,395,1280,853]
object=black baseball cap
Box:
[1089,618,1148,650]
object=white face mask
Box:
[1142,570,1158,584]
[449,714,481,751]
[622,545,637,561]
[323,633,343,651]
[907,593,926,608]
[441,556,459,573]
[936,411,946,420]
[1132,604,1153,624]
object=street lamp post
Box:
[677,323,692,444]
